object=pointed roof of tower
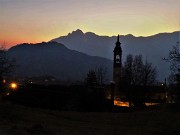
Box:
[114,34,122,53]
[116,34,121,47]
[117,34,120,42]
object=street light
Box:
[10,82,17,90]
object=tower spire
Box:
[117,34,119,42]
[115,34,121,47]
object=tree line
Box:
[85,54,157,87]
[122,54,156,86]
[166,42,180,102]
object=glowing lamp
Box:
[10,82,17,89]
[3,80,6,83]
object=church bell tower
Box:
[113,35,122,97]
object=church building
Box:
[113,35,122,98]
[112,35,168,107]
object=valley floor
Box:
[0,102,180,135]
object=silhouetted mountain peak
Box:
[125,34,134,37]
[8,41,67,52]
[85,32,97,36]
[68,29,84,37]
[7,41,112,81]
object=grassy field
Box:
[0,102,180,135]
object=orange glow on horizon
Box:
[0,38,49,49]
[0,0,179,49]
[1,29,179,49]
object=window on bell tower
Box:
[116,55,120,63]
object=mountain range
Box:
[7,42,113,82]
[6,30,180,82]
[52,29,180,81]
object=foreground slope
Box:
[0,102,180,135]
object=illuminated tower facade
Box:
[113,35,122,98]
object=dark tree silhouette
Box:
[95,67,107,86]
[142,60,157,86]
[168,42,180,73]
[0,47,16,90]
[165,42,180,85]
[85,70,97,87]
[168,42,180,83]
[85,67,107,86]
[122,54,157,86]
[122,54,157,106]
[122,54,133,85]
[132,55,144,85]
[166,42,180,101]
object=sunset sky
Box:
[0,0,180,48]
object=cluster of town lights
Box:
[3,80,18,90]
